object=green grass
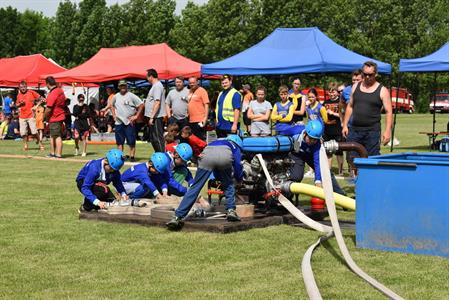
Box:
[0,113,448,299]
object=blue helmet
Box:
[227,134,243,149]
[305,120,324,139]
[175,143,193,162]
[106,149,125,170]
[150,152,170,173]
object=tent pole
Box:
[432,72,437,147]
[390,73,401,152]
[322,73,327,103]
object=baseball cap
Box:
[118,79,127,86]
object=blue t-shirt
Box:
[216,88,242,130]
[342,86,352,104]
[342,85,353,126]
[3,97,13,115]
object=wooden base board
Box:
[79,211,287,234]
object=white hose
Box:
[255,152,404,300]
[255,154,332,234]
[319,146,404,299]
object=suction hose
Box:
[323,140,368,158]
[281,182,356,211]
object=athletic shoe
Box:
[46,153,55,158]
[131,199,147,207]
[119,199,131,206]
[81,152,87,157]
[166,216,184,230]
[129,157,136,162]
[304,170,314,177]
[78,204,86,213]
[74,148,79,156]
[226,209,241,222]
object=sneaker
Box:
[74,148,79,156]
[304,170,314,177]
[129,157,136,162]
[78,204,86,213]
[131,199,147,207]
[226,209,241,222]
[119,199,131,206]
[166,216,184,230]
[46,153,55,158]
[81,152,87,157]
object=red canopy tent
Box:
[0,54,66,87]
[48,43,205,83]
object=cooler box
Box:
[354,153,449,258]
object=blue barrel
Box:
[242,136,293,153]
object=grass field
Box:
[0,114,448,299]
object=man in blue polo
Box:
[215,75,242,138]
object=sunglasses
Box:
[363,72,376,78]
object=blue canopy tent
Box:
[393,42,449,150]
[399,42,449,72]
[201,27,392,75]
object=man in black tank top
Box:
[342,61,392,172]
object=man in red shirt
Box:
[44,76,66,158]
[16,81,42,151]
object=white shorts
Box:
[19,118,37,136]
[250,122,271,136]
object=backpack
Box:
[439,136,449,152]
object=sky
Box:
[0,0,207,16]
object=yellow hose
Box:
[289,182,356,211]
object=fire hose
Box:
[255,152,403,299]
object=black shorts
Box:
[242,110,251,126]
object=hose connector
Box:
[323,139,339,154]
[281,181,293,194]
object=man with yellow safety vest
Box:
[215,75,242,138]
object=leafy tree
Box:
[0,7,22,57]
[170,2,209,62]
[75,4,108,63]
[16,10,51,56]
[50,0,79,67]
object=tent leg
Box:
[432,73,437,147]
[390,74,401,152]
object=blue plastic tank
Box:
[354,152,449,258]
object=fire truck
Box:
[390,87,415,113]
[429,91,449,113]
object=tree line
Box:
[1,0,449,112]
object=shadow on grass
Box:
[393,145,430,151]
[321,240,346,265]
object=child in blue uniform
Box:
[165,143,194,189]
[76,149,127,211]
[289,120,345,195]
[121,152,188,203]
[305,88,327,125]
[271,85,303,136]
[166,135,244,230]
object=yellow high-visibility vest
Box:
[216,88,240,122]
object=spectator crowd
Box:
[0,61,391,176]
